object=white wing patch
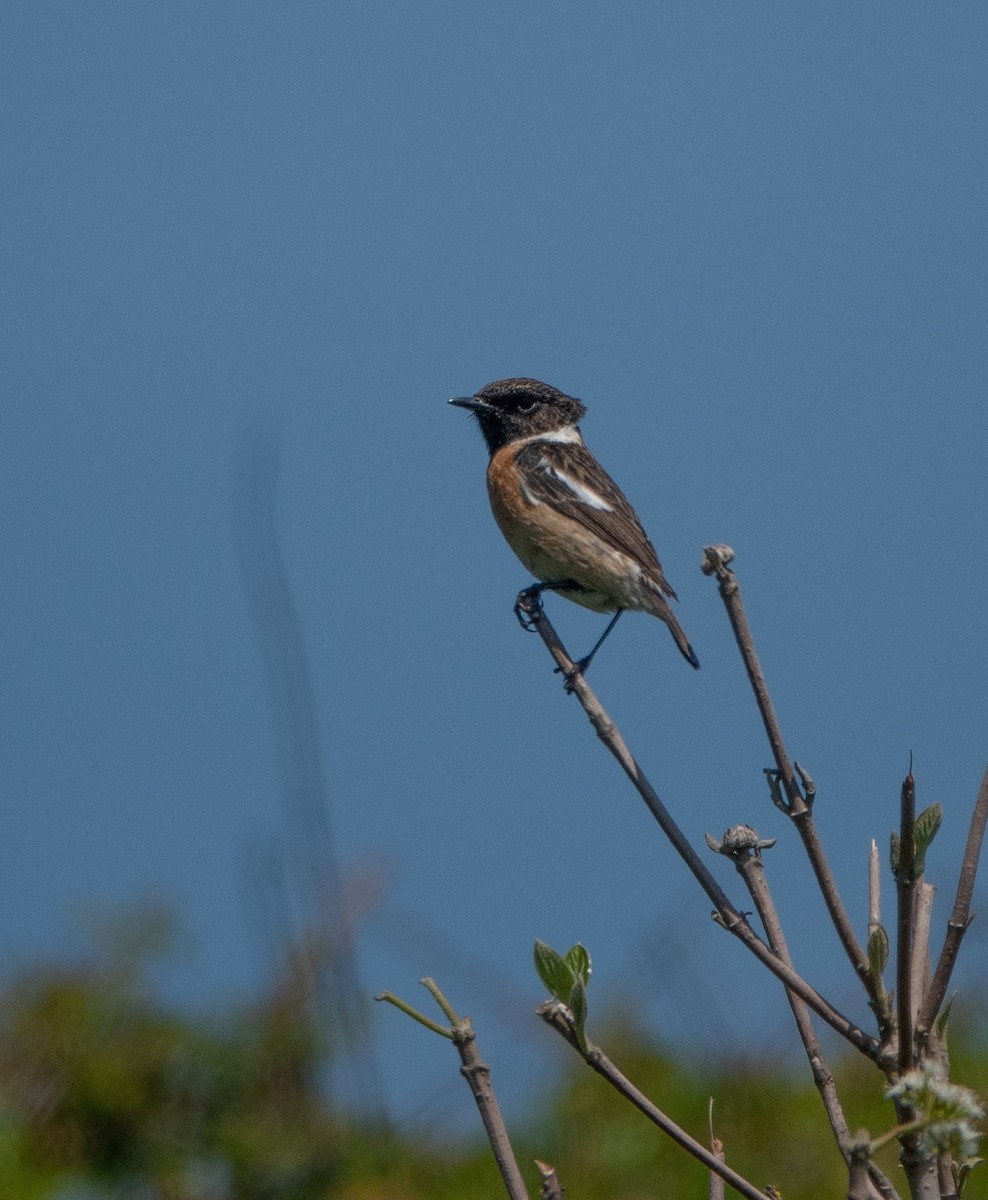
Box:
[540,462,614,511]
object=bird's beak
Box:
[448,396,490,412]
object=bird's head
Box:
[449,378,587,455]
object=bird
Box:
[449,377,698,675]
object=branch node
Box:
[706,824,777,859]
[701,543,736,576]
[763,768,797,814]
[794,761,816,806]
[534,1160,564,1200]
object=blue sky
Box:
[3,4,987,1129]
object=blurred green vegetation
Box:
[0,914,983,1199]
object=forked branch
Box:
[377,979,532,1200]
[711,829,897,1200]
[515,589,882,1064]
[701,546,886,1028]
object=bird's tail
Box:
[667,611,699,669]
[647,583,700,669]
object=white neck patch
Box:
[515,424,583,448]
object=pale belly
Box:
[493,510,656,615]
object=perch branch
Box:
[516,590,882,1064]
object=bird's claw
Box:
[513,585,547,632]
[554,659,588,694]
[514,600,540,632]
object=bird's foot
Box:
[513,586,544,631]
[555,657,589,694]
[513,581,578,632]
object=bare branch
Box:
[516,590,884,1064]
[918,763,988,1035]
[378,980,531,1200]
[897,770,918,1076]
[715,829,897,1200]
[726,839,857,1142]
[848,1134,875,1200]
[936,1153,958,1200]
[869,840,882,936]
[539,1002,774,1200]
[454,1018,532,1200]
[897,1130,942,1200]
[701,546,886,1027]
[910,884,936,1028]
[709,1098,726,1200]
[534,1160,564,1200]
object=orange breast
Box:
[485,445,629,612]
[486,445,531,529]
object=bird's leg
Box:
[513,580,579,631]
[556,609,625,690]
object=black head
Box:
[449,378,587,455]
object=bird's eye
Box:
[516,398,537,413]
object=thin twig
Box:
[421,975,460,1024]
[716,832,899,1200]
[936,1152,958,1200]
[910,883,935,1029]
[454,1020,531,1200]
[534,1160,564,1200]
[378,980,530,1200]
[848,1135,874,1200]
[701,546,885,1028]
[869,840,882,937]
[516,590,883,1064]
[866,841,895,1054]
[726,835,852,1140]
[917,763,988,1036]
[897,770,917,1076]
[890,775,942,1197]
[375,989,454,1039]
[708,1098,726,1200]
[870,1166,903,1199]
[539,1002,774,1200]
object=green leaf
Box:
[868,924,889,980]
[914,802,942,850]
[564,943,591,985]
[955,1156,983,1197]
[533,940,575,1003]
[913,803,943,874]
[568,975,588,1052]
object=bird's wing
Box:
[515,440,677,599]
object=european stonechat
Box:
[449,378,699,673]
